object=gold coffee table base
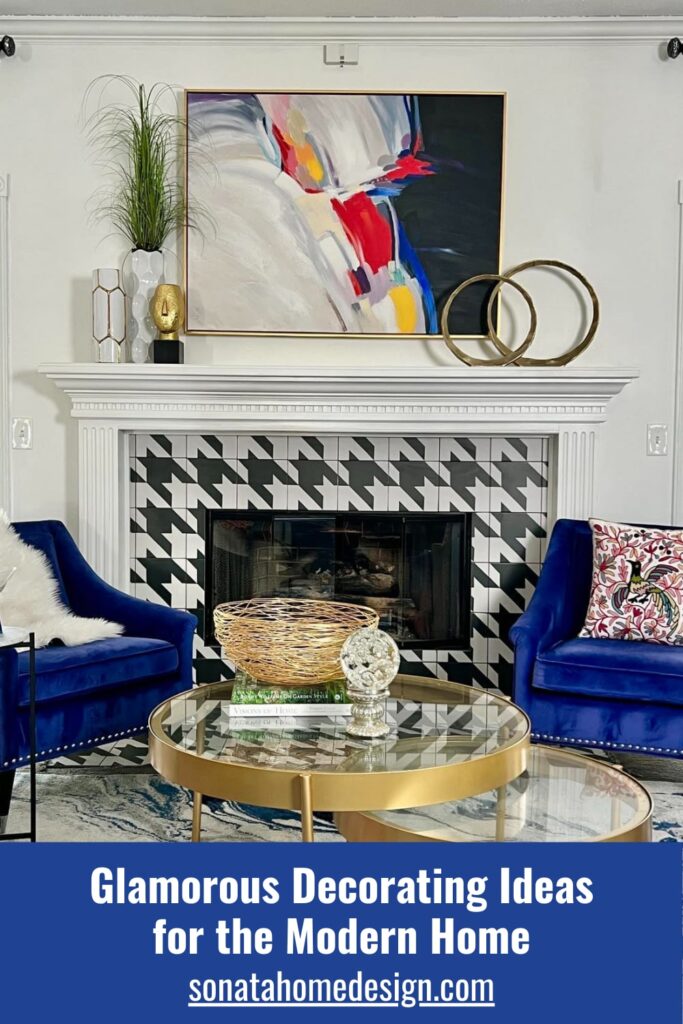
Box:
[192,792,203,843]
[191,776,316,844]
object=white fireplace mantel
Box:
[39,362,638,588]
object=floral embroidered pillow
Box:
[580,518,683,645]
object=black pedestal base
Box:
[153,339,184,364]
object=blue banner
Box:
[0,843,680,1021]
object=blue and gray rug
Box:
[8,769,342,843]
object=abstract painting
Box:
[185,91,505,337]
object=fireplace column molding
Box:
[39,364,638,588]
[78,422,130,588]
[556,426,597,520]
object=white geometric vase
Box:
[127,249,164,364]
[92,268,126,364]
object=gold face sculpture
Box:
[151,284,185,341]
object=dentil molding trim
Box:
[4,15,683,44]
[39,363,637,426]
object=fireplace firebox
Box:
[205,511,471,651]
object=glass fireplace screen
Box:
[205,512,471,650]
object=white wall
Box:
[1,19,681,531]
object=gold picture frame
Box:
[184,89,507,340]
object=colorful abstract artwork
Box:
[185,91,505,337]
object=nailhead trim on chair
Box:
[1,723,147,769]
[6,726,681,765]
[533,731,683,757]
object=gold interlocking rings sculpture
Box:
[440,259,600,367]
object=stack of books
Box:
[228,674,351,718]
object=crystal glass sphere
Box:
[340,627,400,739]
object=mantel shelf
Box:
[40,363,636,383]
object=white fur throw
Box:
[0,515,123,648]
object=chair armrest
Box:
[0,647,20,767]
[508,599,554,653]
[508,520,591,708]
[53,522,196,643]
[509,519,593,657]
[105,592,197,691]
[81,576,192,637]
[74,578,197,692]
[72,566,196,646]
[51,522,197,693]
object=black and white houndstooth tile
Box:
[128,432,549,694]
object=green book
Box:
[231,674,348,706]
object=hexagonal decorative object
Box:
[92,268,126,363]
[126,249,164,364]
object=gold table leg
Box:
[495,785,507,842]
[300,774,314,843]
[192,791,202,843]
[191,709,206,843]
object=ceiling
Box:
[4,0,683,18]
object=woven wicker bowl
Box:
[213,597,380,686]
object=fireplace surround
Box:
[126,429,546,690]
[40,363,638,691]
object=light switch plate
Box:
[11,417,32,450]
[647,423,668,456]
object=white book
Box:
[227,702,351,719]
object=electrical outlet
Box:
[647,423,668,456]
[11,417,32,450]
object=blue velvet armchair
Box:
[0,520,196,828]
[510,518,683,759]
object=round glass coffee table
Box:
[148,675,530,842]
[335,745,652,843]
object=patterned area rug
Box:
[6,765,683,843]
[7,769,342,843]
